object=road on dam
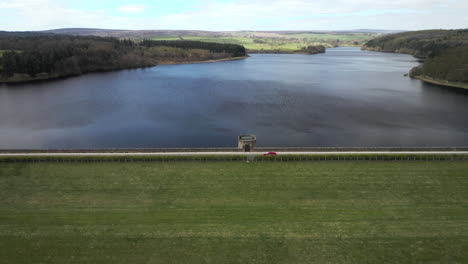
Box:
[1,151,468,157]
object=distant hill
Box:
[363,29,468,57]
[41,28,391,39]
[42,28,228,38]
[38,28,386,53]
[350,29,405,33]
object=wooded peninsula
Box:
[363,29,468,89]
[0,33,247,83]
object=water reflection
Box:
[0,48,467,148]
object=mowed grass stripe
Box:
[0,161,467,263]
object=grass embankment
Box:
[0,153,466,162]
[1,161,468,263]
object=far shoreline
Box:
[157,56,250,66]
[362,47,468,91]
[0,56,250,85]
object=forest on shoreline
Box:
[43,28,385,53]
[0,34,246,83]
[363,29,468,85]
[2,29,467,87]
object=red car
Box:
[263,152,278,156]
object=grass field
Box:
[1,160,468,263]
[150,36,306,51]
[288,33,373,41]
[149,33,376,52]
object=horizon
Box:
[4,27,411,33]
[1,0,467,31]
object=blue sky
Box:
[0,0,467,31]
[67,0,203,17]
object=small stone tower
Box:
[238,135,256,152]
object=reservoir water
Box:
[1,47,467,149]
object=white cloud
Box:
[0,0,466,31]
[119,4,145,13]
[0,2,24,8]
[0,0,141,30]
[148,0,468,30]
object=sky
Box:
[0,0,467,31]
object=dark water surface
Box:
[1,47,467,148]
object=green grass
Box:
[149,36,303,51]
[1,161,468,263]
[288,33,373,41]
[0,153,466,162]
[148,34,374,52]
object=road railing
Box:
[1,151,467,163]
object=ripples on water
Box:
[1,47,467,148]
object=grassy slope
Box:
[1,161,468,263]
[288,33,372,41]
[151,36,303,51]
[150,33,374,52]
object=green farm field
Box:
[150,32,376,52]
[150,36,305,51]
[1,160,468,263]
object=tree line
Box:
[140,40,246,57]
[364,29,468,83]
[298,45,326,54]
[0,34,247,83]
